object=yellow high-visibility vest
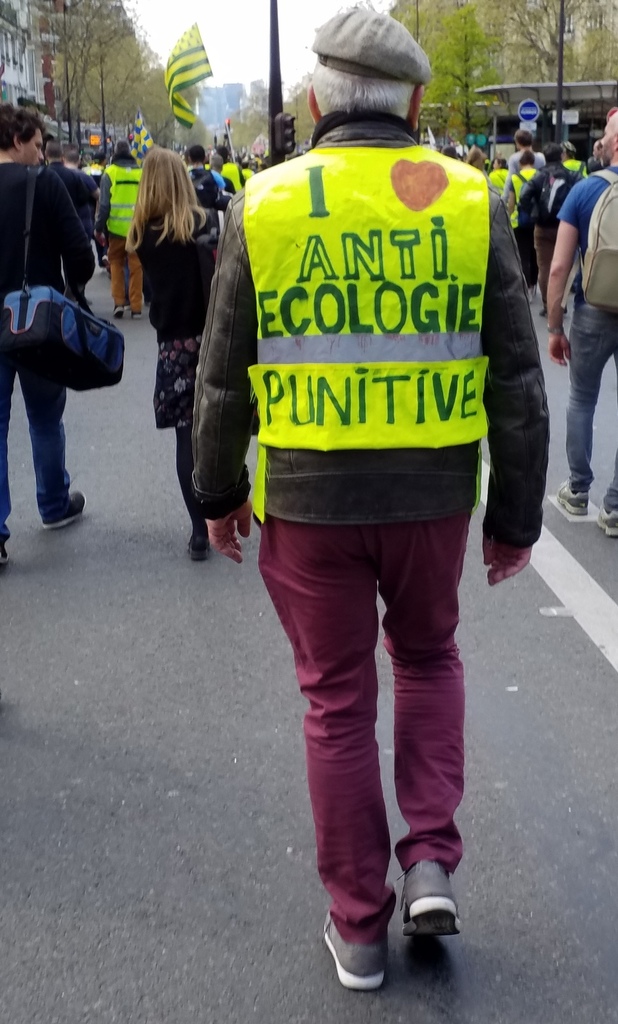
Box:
[489,168,507,191]
[222,162,243,191]
[510,167,536,228]
[104,163,142,238]
[564,158,587,178]
[243,147,491,520]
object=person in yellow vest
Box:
[506,148,539,296]
[562,140,588,178]
[215,145,244,191]
[193,7,548,991]
[94,139,143,318]
[489,155,508,190]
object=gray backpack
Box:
[582,170,618,311]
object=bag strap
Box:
[591,169,618,186]
[562,254,580,309]
[22,167,39,293]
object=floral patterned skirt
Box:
[154,335,201,430]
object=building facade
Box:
[0,0,42,107]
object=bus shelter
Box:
[475,81,618,159]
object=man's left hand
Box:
[207,500,253,563]
[483,536,532,586]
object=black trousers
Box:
[514,225,538,289]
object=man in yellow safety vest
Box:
[193,6,548,991]
[95,139,143,318]
[562,140,588,178]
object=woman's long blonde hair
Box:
[127,146,206,251]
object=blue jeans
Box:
[567,304,618,510]
[0,356,71,541]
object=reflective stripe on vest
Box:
[510,167,536,227]
[243,147,490,517]
[105,164,142,237]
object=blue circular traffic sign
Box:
[518,98,540,122]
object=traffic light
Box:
[273,112,296,156]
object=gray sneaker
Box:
[323,914,387,991]
[557,481,589,516]
[401,861,460,937]
[598,505,618,537]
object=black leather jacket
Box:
[193,118,549,547]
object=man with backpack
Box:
[186,145,221,210]
[519,143,582,316]
[186,145,231,253]
[563,140,588,179]
[546,110,618,537]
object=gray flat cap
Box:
[312,7,431,86]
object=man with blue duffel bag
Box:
[0,104,94,569]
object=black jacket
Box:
[136,219,214,342]
[193,117,549,547]
[0,163,94,301]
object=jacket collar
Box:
[311,110,416,149]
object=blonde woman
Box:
[127,147,215,561]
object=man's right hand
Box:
[549,330,571,366]
[207,500,253,564]
[94,231,106,248]
[483,536,532,586]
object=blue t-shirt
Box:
[559,167,618,306]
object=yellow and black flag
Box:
[165,24,213,129]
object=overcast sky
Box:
[131,1,393,90]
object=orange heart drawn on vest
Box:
[391,160,449,212]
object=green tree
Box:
[423,5,497,137]
[391,0,618,98]
[38,0,184,147]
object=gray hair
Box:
[312,61,414,119]
[209,152,223,171]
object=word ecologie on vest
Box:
[258,220,482,340]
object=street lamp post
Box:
[269,0,284,166]
[555,0,565,143]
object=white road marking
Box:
[547,494,600,523]
[481,462,618,674]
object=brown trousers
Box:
[534,225,559,308]
[108,234,143,313]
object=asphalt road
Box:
[2,270,618,1023]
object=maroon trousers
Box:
[258,514,470,944]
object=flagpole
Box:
[269,0,284,166]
